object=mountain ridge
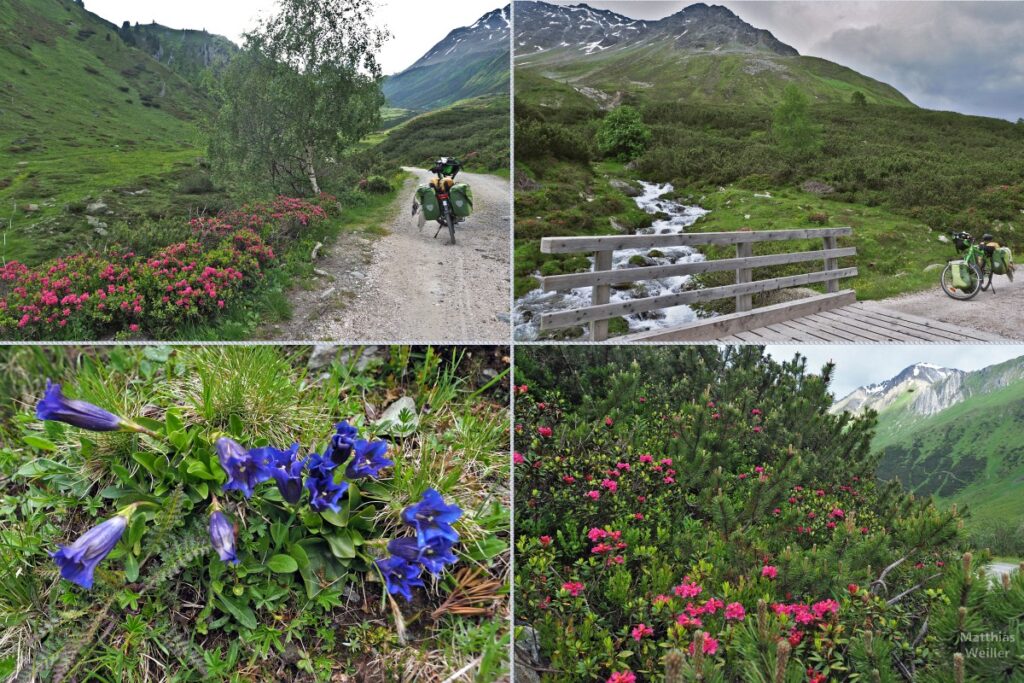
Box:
[513,0,912,108]
[382,5,509,112]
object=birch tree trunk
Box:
[304,145,321,195]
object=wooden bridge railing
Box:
[536,227,857,341]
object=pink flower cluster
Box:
[0,197,308,338]
[189,195,329,240]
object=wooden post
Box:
[735,242,753,312]
[591,250,613,341]
[823,235,839,293]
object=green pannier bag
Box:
[450,183,473,218]
[416,185,440,221]
[993,246,1014,278]
[950,260,973,289]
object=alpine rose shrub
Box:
[512,347,1020,682]
[0,196,330,339]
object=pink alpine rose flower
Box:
[631,624,654,641]
[725,602,746,621]
[607,672,636,683]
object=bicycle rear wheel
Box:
[940,262,982,300]
[446,214,456,245]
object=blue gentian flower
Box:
[50,513,129,589]
[36,380,137,432]
[216,437,274,498]
[326,420,359,465]
[375,555,424,602]
[208,510,238,564]
[304,452,349,513]
[388,536,458,576]
[345,438,393,479]
[401,488,462,545]
[266,443,305,504]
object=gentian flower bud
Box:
[208,509,239,564]
[36,380,152,435]
[50,505,137,589]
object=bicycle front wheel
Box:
[940,262,982,300]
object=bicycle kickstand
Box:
[433,224,443,239]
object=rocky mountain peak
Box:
[406,3,510,70]
[515,1,797,57]
[651,3,799,56]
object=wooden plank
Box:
[835,305,969,342]
[823,235,839,294]
[591,250,613,342]
[792,314,862,342]
[853,304,1008,342]
[767,319,837,342]
[535,247,858,292]
[620,290,857,342]
[812,310,920,342]
[540,268,857,330]
[803,312,897,342]
[821,307,946,342]
[736,242,753,312]
[540,227,853,254]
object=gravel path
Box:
[864,272,1024,341]
[282,167,510,342]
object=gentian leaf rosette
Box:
[388,536,458,576]
[50,507,134,589]
[344,437,394,479]
[36,379,149,434]
[208,509,239,565]
[375,555,424,602]
[304,452,349,513]
[326,420,359,466]
[216,437,275,499]
[401,488,462,545]
[266,443,306,504]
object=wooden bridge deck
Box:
[711,302,1008,343]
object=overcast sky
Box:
[84,0,503,74]
[763,345,1024,399]
[544,1,1024,121]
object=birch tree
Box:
[210,0,388,195]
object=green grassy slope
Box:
[383,51,509,111]
[517,47,911,108]
[0,0,216,265]
[872,364,1024,532]
[373,96,509,174]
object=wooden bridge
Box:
[535,227,1007,343]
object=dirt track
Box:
[276,167,510,343]
[865,272,1024,341]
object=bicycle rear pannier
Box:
[993,246,1015,279]
[450,183,473,218]
[951,260,974,290]
[416,185,441,221]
